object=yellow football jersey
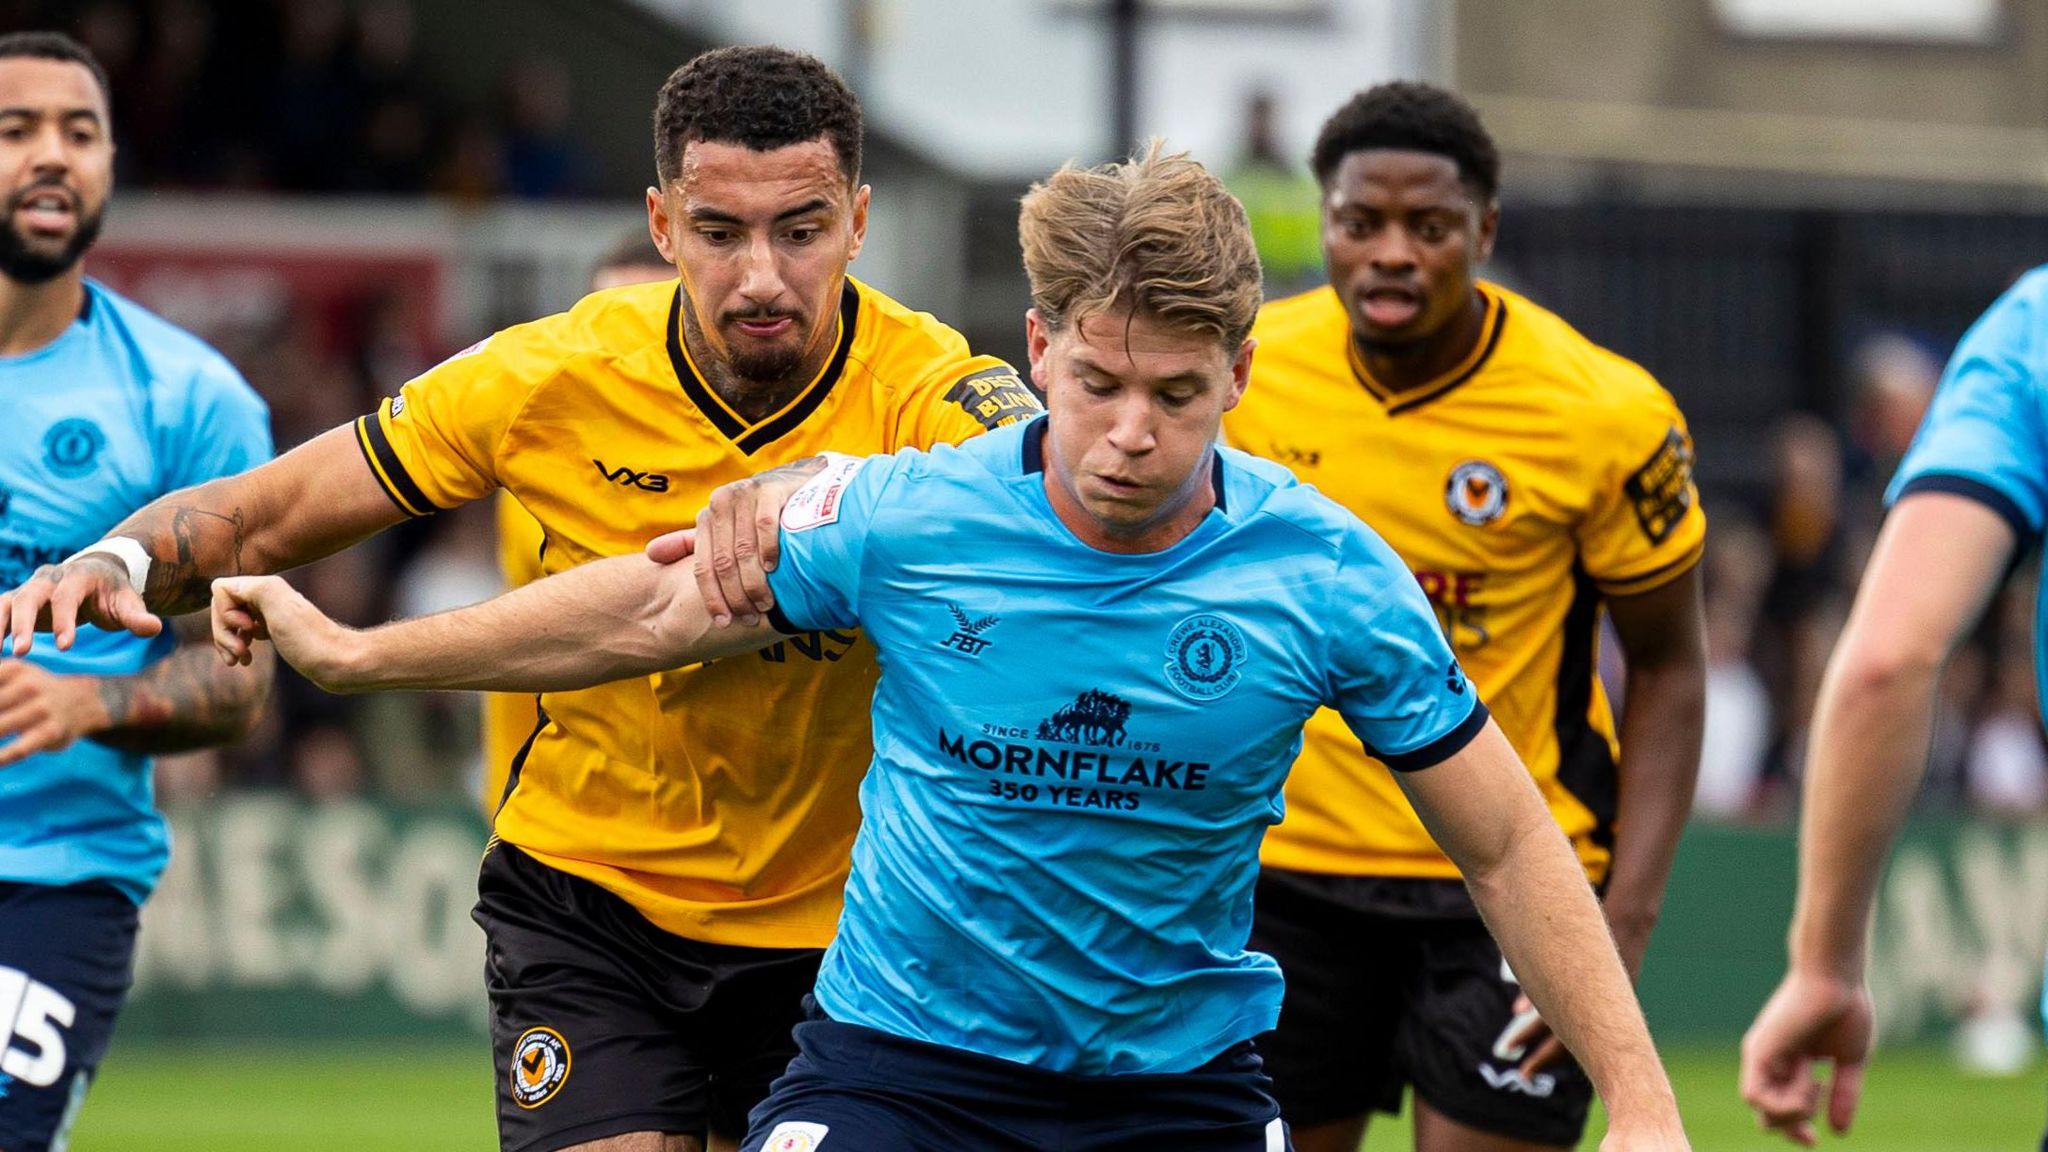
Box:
[355,275,1040,947]
[480,491,546,814]
[1225,281,1704,883]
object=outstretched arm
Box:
[1400,720,1686,1150]
[3,425,408,654]
[212,550,783,695]
[0,615,273,767]
[1740,493,2011,1145]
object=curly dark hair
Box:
[653,46,862,186]
[0,31,111,113]
[1310,81,1499,200]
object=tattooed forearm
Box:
[106,497,251,616]
[87,616,274,754]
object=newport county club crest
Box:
[1445,459,1508,526]
[509,1027,570,1108]
[1165,614,1247,701]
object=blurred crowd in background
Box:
[6,0,2044,827]
[13,0,593,198]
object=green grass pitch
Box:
[67,1041,2041,1150]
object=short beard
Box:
[726,339,804,384]
[0,206,102,285]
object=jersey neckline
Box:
[665,280,860,455]
[1016,417,1231,557]
[1345,285,1506,416]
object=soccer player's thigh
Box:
[1398,919,1591,1151]
[477,844,720,1152]
[701,938,822,1141]
[0,881,138,1152]
[1246,871,1414,1140]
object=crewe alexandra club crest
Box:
[1165,614,1247,701]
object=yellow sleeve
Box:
[890,357,1043,451]
[353,328,552,515]
[1575,376,1707,597]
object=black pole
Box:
[1109,0,1140,161]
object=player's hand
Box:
[0,659,105,768]
[1739,969,1873,1146]
[210,576,356,691]
[2,555,162,657]
[1498,993,1568,1076]
[687,456,826,627]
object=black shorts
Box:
[0,880,139,1152]
[475,843,824,1152]
[1249,869,1593,1147]
[740,1001,1291,1151]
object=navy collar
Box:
[1020,417,1227,513]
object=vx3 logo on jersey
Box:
[938,603,1000,655]
[591,459,670,492]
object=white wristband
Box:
[65,536,152,597]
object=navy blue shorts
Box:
[0,880,140,1152]
[740,1003,1291,1152]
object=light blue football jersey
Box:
[1882,267,2048,1031]
[1889,267,2048,711]
[765,417,1484,1075]
[0,280,271,903]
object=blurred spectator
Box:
[499,57,592,199]
[590,228,673,291]
[271,0,363,191]
[1753,414,1849,791]
[1695,517,1774,819]
[1968,573,2048,814]
[352,0,436,193]
[1223,88,1321,295]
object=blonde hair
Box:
[1018,139,1263,349]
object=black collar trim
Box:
[1349,289,1507,416]
[666,281,861,455]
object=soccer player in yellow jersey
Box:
[481,230,677,813]
[1223,83,1707,1152]
[4,46,1037,1152]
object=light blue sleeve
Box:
[1326,523,1488,772]
[155,355,275,491]
[1887,269,2048,543]
[764,452,908,634]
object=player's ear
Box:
[846,183,871,262]
[1222,338,1255,413]
[647,187,677,265]
[1476,199,1500,264]
[1025,309,1054,392]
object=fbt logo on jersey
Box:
[0,965,76,1088]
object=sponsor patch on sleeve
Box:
[1623,426,1696,545]
[444,335,492,364]
[781,453,868,533]
[943,365,1041,430]
[764,1120,831,1150]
